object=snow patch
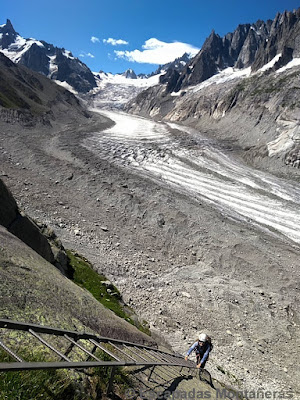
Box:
[258,54,281,72]
[186,67,251,94]
[276,58,300,73]
[63,50,74,59]
[170,91,181,97]
[54,80,78,94]
[48,55,58,76]
[29,38,44,47]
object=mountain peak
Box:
[0,20,97,93]
[122,69,137,79]
[0,19,18,49]
[5,19,15,31]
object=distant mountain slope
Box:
[161,8,300,93]
[126,8,300,175]
[0,52,89,125]
[0,19,97,93]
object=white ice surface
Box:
[90,73,162,109]
[96,72,161,88]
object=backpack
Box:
[206,336,213,351]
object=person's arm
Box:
[199,345,211,365]
[185,342,198,360]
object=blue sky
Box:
[2,0,300,74]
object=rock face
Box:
[251,9,300,71]
[0,178,71,276]
[0,20,97,93]
[0,225,153,344]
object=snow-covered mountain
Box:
[0,19,97,93]
[89,70,162,109]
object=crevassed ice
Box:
[85,110,300,244]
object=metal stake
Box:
[106,366,116,395]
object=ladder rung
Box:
[89,339,121,361]
[29,329,71,362]
[64,335,101,362]
[108,341,137,362]
[123,345,149,362]
[0,340,24,362]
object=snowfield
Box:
[84,110,300,244]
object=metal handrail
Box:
[0,319,185,357]
[0,360,189,372]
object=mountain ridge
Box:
[158,8,300,93]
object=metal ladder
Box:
[0,318,197,394]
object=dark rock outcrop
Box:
[0,178,72,276]
[159,68,180,93]
[18,42,51,76]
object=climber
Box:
[185,333,212,368]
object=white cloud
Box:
[79,52,95,58]
[114,38,199,65]
[91,36,100,43]
[103,37,129,46]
